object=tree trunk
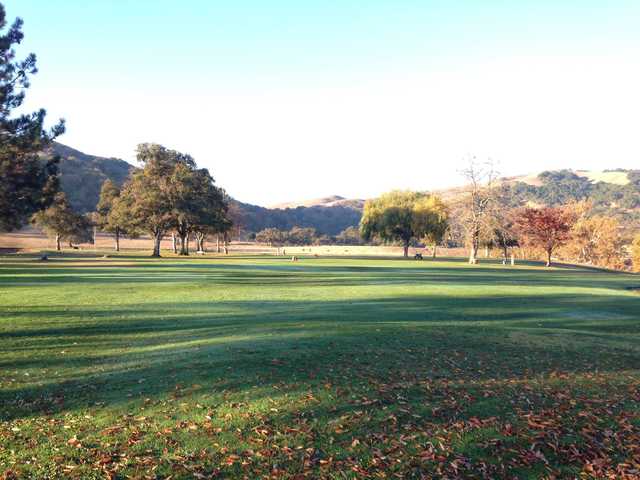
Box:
[151,231,162,257]
[484,246,489,258]
[115,228,120,252]
[432,243,437,259]
[502,245,508,262]
[223,234,229,255]
[195,233,205,252]
[171,233,177,254]
[55,234,61,251]
[402,240,409,258]
[179,233,188,255]
[68,239,73,248]
[546,249,552,267]
[468,231,479,264]
[216,234,221,253]
[468,246,477,264]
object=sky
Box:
[7,0,640,206]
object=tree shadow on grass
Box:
[1,261,637,291]
[2,291,640,422]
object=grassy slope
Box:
[1,254,639,479]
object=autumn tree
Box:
[632,234,640,273]
[31,192,90,251]
[0,3,65,231]
[514,206,575,267]
[563,215,625,269]
[360,190,449,258]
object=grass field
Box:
[1,253,640,479]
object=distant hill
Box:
[439,168,640,233]
[271,195,365,210]
[50,143,363,236]
[231,199,362,236]
[49,142,639,235]
[49,143,135,213]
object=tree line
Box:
[359,159,640,270]
[31,144,232,257]
[253,225,363,247]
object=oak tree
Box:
[94,179,126,251]
[31,192,90,251]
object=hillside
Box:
[271,195,365,210]
[230,199,362,236]
[49,143,640,235]
[51,143,363,236]
[49,143,135,213]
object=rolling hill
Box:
[49,143,135,213]
[271,195,365,210]
[50,143,363,236]
[49,142,640,235]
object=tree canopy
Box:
[31,192,91,251]
[360,190,449,257]
[94,179,130,251]
[110,143,229,257]
[515,206,576,267]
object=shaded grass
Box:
[1,253,639,478]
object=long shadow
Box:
[1,262,637,291]
[3,292,640,337]
[2,289,640,421]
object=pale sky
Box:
[8,0,640,206]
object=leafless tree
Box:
[459,157,500,264]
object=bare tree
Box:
[459,158,499,264]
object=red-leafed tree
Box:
[515,206,575,267]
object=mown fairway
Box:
[1,254,639,479]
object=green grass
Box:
[1,253,639,479]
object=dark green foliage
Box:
[628,170,640,188]
[31,192,91,250]
[537,170,593,204]
[113,143,230,257]
[505,170,640,224]
[255,226,319,246]
[0,3,64,231]
[115,144,193,257]
[286,226,317,245]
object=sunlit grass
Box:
[1,252,639,478]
